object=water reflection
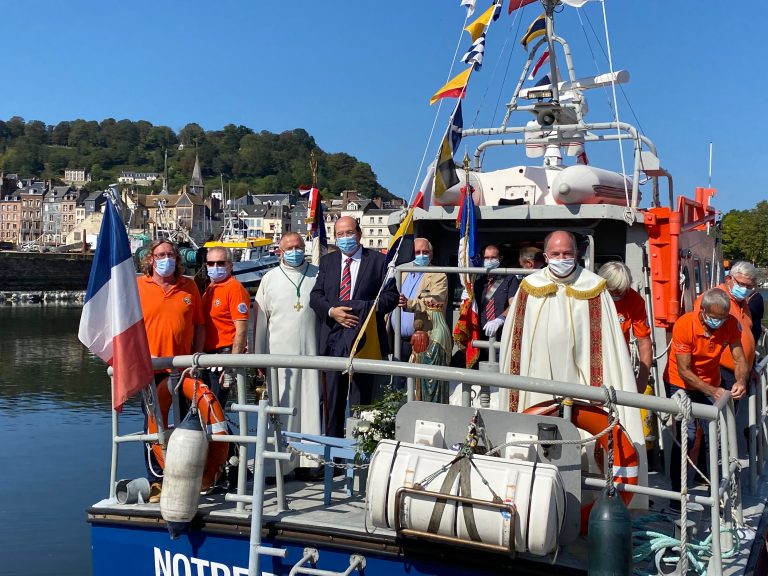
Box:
[0,305,144,576]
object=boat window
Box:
[693,257,702,296]
[705,261,712,289]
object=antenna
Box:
[708,142,713,187]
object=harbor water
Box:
[0,305,144,576]
[0,295,765,576]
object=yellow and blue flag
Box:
[434,102,463,198]
[521,14,546,51]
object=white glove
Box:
[220,370,235,389]
[460,289,469,301]
[483,317,505,337]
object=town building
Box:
[118,171,161,186]
[63,168,91,186]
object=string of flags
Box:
[426,0,595,198]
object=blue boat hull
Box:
[90,518,580,576]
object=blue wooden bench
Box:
[281,431,361,505]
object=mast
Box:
[543,0,561,103]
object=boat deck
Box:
[89,459,768,575]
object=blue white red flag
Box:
[300,185,328,264]
[452,183,481,367]
[528,50,550,80]
[78,200,153,412]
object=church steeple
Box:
[189,154,204,197]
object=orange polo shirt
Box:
[137,275,204,359]
[203,276,251,351]
[693,284,755,370]
[614,288,651,349]
[664,311,741,389]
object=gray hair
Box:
[701,288,731,313]
[519,246,542,265]
[207,246,233,263]
[597,261,632,293]
[730,260,757,280]
[414,237,433,251]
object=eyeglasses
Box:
[153,252,175,259]
[730,276,756,290]
[206,260,227,267]
[335,231,358,238]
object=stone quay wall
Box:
[0,252,93,292]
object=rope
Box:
[631,513,741,576]
[603,385,618,495]
[672,390,692,575]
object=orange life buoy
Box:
[146,375,229,491]
[523,400,639,533]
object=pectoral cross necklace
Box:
[279,264,307,312]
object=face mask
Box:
[336,236,359,255]
[548,258,576,278]
[729,283,750,301]
[414,254,430,267]
[702,314,725,330]
[283,249,305,267]
[207,266,228,282]
[611,294,623,302]
[154,257,176,277]
[483,258,500,269]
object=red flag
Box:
[453,296,481,369]
[508,0,538,14]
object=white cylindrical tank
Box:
[366,440,566,556]
[160,415,208,530]
[551,165,631,205]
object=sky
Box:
[2,0,766,213]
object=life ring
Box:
[146,374,230,491]
[523,400,639,533]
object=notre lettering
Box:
[153,548,253,576]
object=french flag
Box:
[78,200,153,412]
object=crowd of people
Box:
[138,222,765,497]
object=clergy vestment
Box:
[254,262,321,470]
[498,265,648,508]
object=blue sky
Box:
[2,1,765,213]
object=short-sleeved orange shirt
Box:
[203,276,251,351]
[137,275,204,359]
[614,288,651,348]
[693,284,755,370]
[664,310,741,389]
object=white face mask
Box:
[483,258,500,269]
[548,258,576,278]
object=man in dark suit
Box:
[474,244,519,356]
[310,216,399,437]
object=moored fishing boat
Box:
[87,2,768,575]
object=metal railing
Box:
[104,348,760,575]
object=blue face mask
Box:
[336,236,359,255]
[729,283,750,301]
[702,314,725,330]
[154,257,176,277]
[207,266,228,282]
[414,254,430,267]
[283,249,305,267]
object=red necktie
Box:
[485,278,496,321]
[339,257,352,301]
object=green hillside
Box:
[0,116,393,199]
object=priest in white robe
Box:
[254,232,321,474]
[498,230,648,508]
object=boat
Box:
[202,237,280,289]
[87,2,768,575]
